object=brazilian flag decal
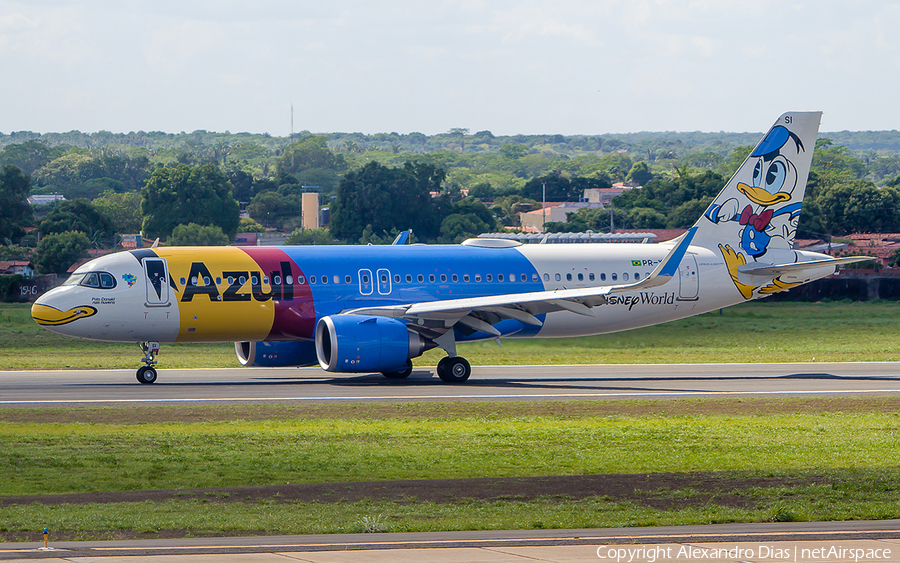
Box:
[632,260,642,266]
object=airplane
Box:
[31,112,868,385]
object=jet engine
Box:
[315,315,428,373]
[234,340,319,367]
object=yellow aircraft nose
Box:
[31,303,97,326]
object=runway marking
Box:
[1,388,899,405]
[3,527,899,554]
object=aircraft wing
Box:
[344,227,697,333]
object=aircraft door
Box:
[377,268,392,295]
[358,269,373,295]
[143,258,171,307]
[677,253,699,301]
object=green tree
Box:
[0,140,67,175]
[33,231,90,275]
[168,223,229,246]
[239,217,265,233]
[285,227,340,245]
[329,161,449,242]
[38,199,115,246]
[0,165,34,243]
[93,190,143,234]
[625,161,653,185]
[817,181,900,234]
[141,164,240,240]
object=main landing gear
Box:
[436,356,471,383]
[136,341,160,384]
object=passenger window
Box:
[239,276,246,285]
[612,273,618,281]
[521,274,527,282]
[180,277,187,286]
[589,273,595,281]
[215,277,223,286]
[429,274,435,283]
[543,273,550,282]
[498,274,504,282]
[394,274,400,283]
[191,276,198,286]
[310,276,317,284]
[532,274,539,282]
[274,275,281,285]
[475,274,481,282]
[440,274,447,282]
[362,274,370,284]
[600,273,606,281]
[321,275,329,284]
[554,273,561,281]
[380,273,388,283]
[464,274,470,282]
[263,276,269,285]
[566,273,572,281]
[635,273,640,280]
[577,273,584,281]
[452,274,458,282]
[347,275,354,283]
[251,275,258,285]
[623,273,629,281]
[418,274,424,282]
[406,274,412,282]
[334,275,340,284]
[486,274,493,282]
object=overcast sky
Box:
[2,1,898,136]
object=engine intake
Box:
[316,315,427,373]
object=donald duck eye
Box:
[753,160,764,185]
[765,161,787,193]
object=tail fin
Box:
[691,112,822,259]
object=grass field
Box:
[3,300,900,369]
[1,399,899,539]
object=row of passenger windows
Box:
[178,270,649,287]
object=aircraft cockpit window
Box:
[63,273,85,286]
[75,271,117,289]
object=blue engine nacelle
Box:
[234,340,319,367]
[315,315,427,373]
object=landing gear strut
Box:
[136,341,160,384]
[436,356,471,383]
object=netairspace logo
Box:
[595,544,893,562]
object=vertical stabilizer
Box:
[692,112,821,257]
[691,111,822,300]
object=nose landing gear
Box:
[136,341,160,384]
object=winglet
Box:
[392,230,411,245]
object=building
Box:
[301,192,320,230]
[0,261,34,277]
[27,194,66,205]
[519,202,606,233]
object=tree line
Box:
[3,128,900,278]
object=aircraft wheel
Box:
[438,356,470,383]
[382,360,413,379]
[436,356,450,379]
[136,366,158,384]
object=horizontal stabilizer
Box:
[737,256,872,277]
